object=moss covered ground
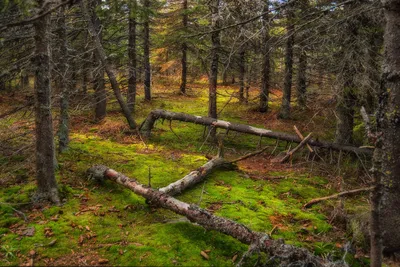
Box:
[0,80,371,266]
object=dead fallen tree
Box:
[160,146,269,196]
[87,165,329,266]
[140,109,372,155]
[159,157,229,195]
[303,187,374,209]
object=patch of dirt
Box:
[37,249,110,266]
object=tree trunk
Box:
[81,0,137,129]
[296,50,307,109]
[334,3,359,145]
[239,49,245,103]
[371,0,400,260]
[92,0,107,121]
[179,0,188,95]
[128,0,137,112]
[32,0,60,204]
[335,87,356,144]
[140,109,373,155]
[278,7,294,119]
[21,72,30,90]
[87,165,325,266]
[56,6,69,153]
[208,0,220,120]
[260,1,270,113]
[143,0,151,101]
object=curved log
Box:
[140,109,372,156]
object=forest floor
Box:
[0,77,374,266]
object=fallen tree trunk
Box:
[303,187,374,209]
[140,109,372,155]
[87,165,326,266]
[159,157,230,196]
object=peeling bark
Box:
[87,165,326,266]
[140,109,373,155]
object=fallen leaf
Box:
[22,227,35,237]
[78,235,84,245]
[48,239,57,246]
[200,251,209,260]
[232,254,238,262]
[85,226,91,231]
[98,258,109,264]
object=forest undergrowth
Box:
[0,78,372,266]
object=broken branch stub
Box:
[86,165,326,266]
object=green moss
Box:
[0,82,369,266]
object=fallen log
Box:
[159,157,230,196]
[87,165,326,266]
[277,133,313,163]
[160,146,269,196]
[303,187,374,209]
[140,109,372,155]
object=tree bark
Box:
[296,50,307,109]
[32,0,60,204]
[260,1,270,113]
[128,0,137,112]
[179,0,188,95]
[278,7,294,119]
[91,0,106,121]
[239,49,245,103]
[208,0,220,120]
[87,165,325,266]
[56,6,69,153]
[81,0,137,129]
[371,0,400,259]
[140,109,373,155]
[143,0,151,101]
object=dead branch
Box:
[293,125,313,153]
[230,146,269,163]
[275,133,313,163]
[303,187,374,209]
